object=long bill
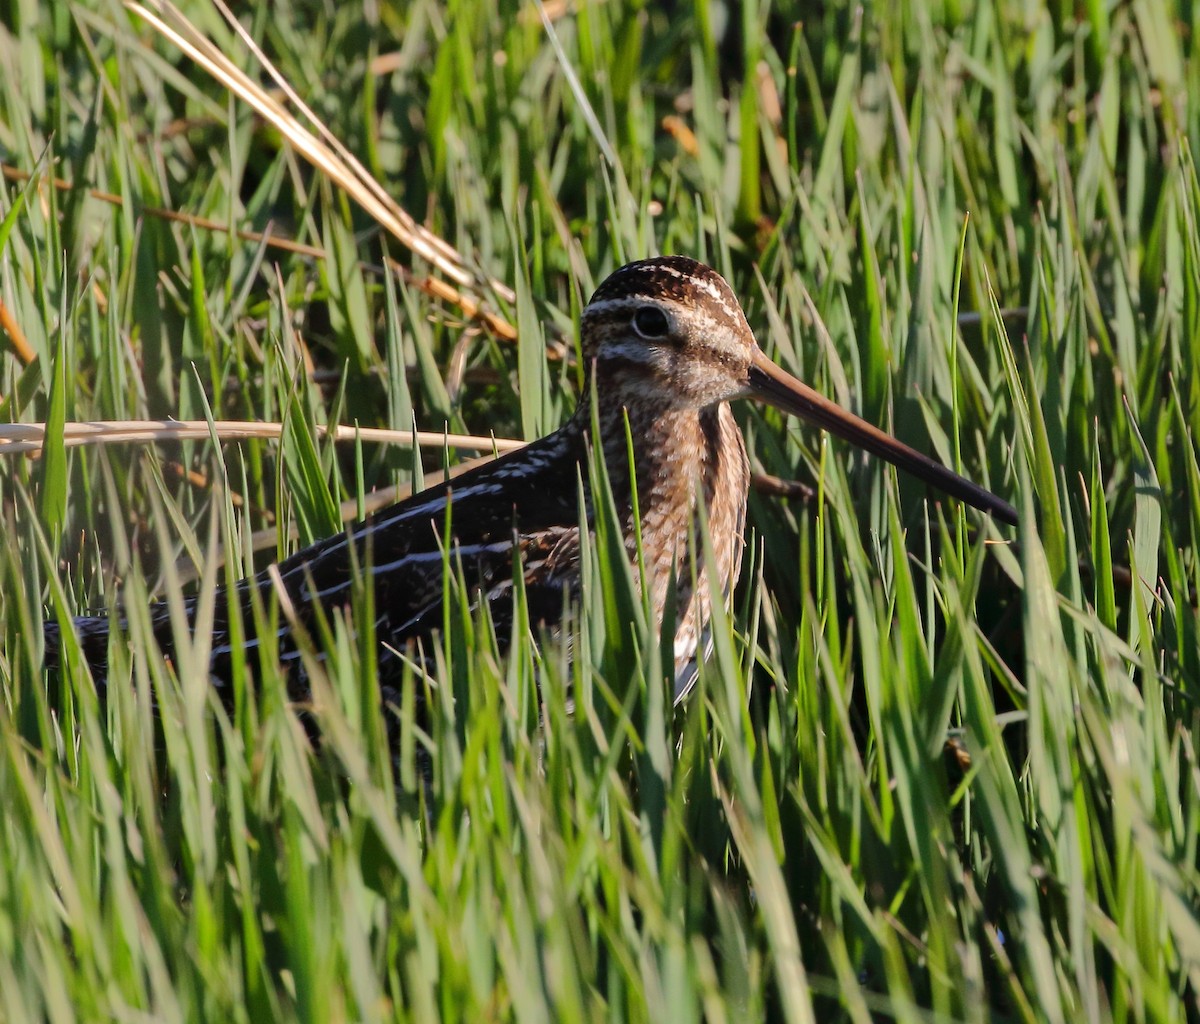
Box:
[747,348,1018,527]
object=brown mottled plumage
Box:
[48,257,1016,701]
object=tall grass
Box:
[1,0,1199,1019]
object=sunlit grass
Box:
[1,0,1199,1020]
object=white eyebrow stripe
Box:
[593,312,747,369]
[583,278,744,328]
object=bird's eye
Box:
[632,305,671,339]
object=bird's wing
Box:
[206,430,590,679]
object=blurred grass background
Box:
[1,0,1199,1020]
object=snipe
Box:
[49,256,1016,700]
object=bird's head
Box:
[581,255,758,409]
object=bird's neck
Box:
[589,400,729,508]
[576,394,750,591]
